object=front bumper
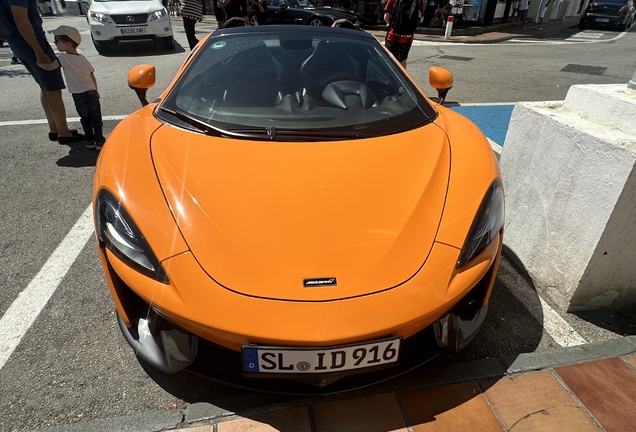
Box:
[579,14,629,27]
[102,234,501,393]
[89,18,173,43]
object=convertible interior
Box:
[171,32,427,132]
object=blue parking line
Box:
[449,104,515,146]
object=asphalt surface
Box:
[0,14,635,432]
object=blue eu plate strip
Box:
[243,348,260,372]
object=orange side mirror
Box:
[429,66,454,105]
[127,65,156,107]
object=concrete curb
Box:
[30,335,636,431]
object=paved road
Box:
[0,15,635,431]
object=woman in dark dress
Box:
[181,0,203,49]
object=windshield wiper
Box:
[157,106,226,137]
[158,107,265,139]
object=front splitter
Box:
[186,326,442,396]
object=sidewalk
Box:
[197,15,580,44]
[372,15,580,43]
[165,338,636,431]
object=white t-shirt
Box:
[57,53,96,94]
[518,0,530,10]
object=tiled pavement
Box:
[171,355,636,432]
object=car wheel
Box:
[578,21,587,29]
[161,36,175,50]
[309,18,323,26]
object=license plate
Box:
[120,27,147,34]
[242,337,401,374]
[595,18,609,22]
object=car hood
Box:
[151,123,450,301]
[90,0,164,14]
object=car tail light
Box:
[586,3,594,12]
[618,5,627,13]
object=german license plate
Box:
[120,27,147,34]
[242,337,401,374]
[595,18,609,22]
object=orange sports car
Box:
[93,25,503,394]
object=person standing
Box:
[510,0,518,20]
[248,0,267,25]
[0,0,84,144]
[218,0,249,25]
[181,0,203,49]
[536,0,550,29]
[48,26,105,150]
[212,0,225,27]
[383,0,424,68]
[516,0,530,27]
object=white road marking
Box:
[567,32,604,39]
[0,115,126,127]
[0,204,95,371]
[504,274,587,347]
[508,38,547,43]
[456,101,562,106]
[503,30,627,45]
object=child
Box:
[48,26,105,150]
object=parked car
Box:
[94,25,503,394]
[579,0,635,30]
[250,0,364,27]
[85,0,174,54]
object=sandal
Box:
[58,131,85,145]
[49,129,80,142]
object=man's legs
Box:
[41,89,73,137]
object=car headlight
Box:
[95,189,169,283]
[456,180,504,269]
[150,8,167,21]
[90,11,113,23]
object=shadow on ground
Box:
[574,307,636,336]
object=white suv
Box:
[86,0,174,54]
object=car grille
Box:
[111,14,149,25]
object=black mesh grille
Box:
[560,64,607,76]
[111,14,149,25]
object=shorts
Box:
[9,36,65,92]
[539,5,547,18]
[518,8,528,20]
[384,39,413,62]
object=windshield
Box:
[159,29,437,141]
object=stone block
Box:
[499,85,636,312]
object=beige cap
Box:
[49,25,82,45]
